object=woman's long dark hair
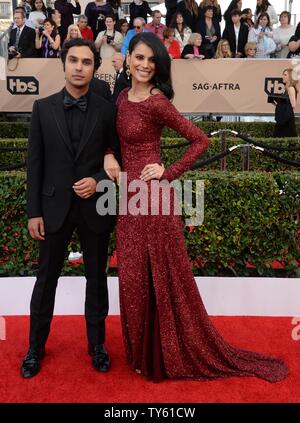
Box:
[224,0,241,22]
[255,12,271,29]
[256,0,271,17]
[127,32,174,100]
[169,12,188,33]
[115,18,129,34]
[31,0,47,14]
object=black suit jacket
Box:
[27,89,119,234]
[112,70,130,103]
[222,23,249,57]
[8,26,37,58]
[89,77,112,102]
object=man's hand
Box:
[104,154,121,184]
[73,177,97,199]
[28,217,45,240]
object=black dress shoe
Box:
[88,344,111,372]
[21,347,45,379]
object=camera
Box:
[106,35,114,44]
[8,48,21,59]
[38,26,44,36]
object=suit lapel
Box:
[51,90,74,157]
[75,92,102,160]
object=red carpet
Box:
[0,316,299,403]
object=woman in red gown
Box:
[105,32,288,383]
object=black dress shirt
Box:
[63,89,88,157]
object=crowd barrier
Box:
[0,57,299,114]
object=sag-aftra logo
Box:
[6,76,39,95]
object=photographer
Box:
[35,18,61,57]
[8,9,37,58]
[95,14,122,58]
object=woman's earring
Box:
[126,64,131,79]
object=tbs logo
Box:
[7,76,39,95]
[264,77,285,96]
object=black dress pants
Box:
[29,197,110,350]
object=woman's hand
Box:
[140,163,165,181]
[104,154,121,184]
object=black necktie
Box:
[63,95,87,112]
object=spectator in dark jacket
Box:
[54,0,81,42]
[129,0,152,29]
[165,0,177,27]
[85,0,114,40]
[222,9,249,57]
[287,22,300,58]
[8,9,37,58]
[198,0,222,22]
[196,5,221,58]
[177,0,199,32]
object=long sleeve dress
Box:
[115,88,288,383]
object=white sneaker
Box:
[68,251,83,260]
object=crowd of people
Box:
[3,1,298,139]
[5,0,300,61]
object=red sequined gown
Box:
[115,89,288,382]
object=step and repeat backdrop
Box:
[0,57,299,114]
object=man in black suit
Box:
[8,9,36,58]
[222,9,249,58]
[21,38,121,379]
[111,52,130,103]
